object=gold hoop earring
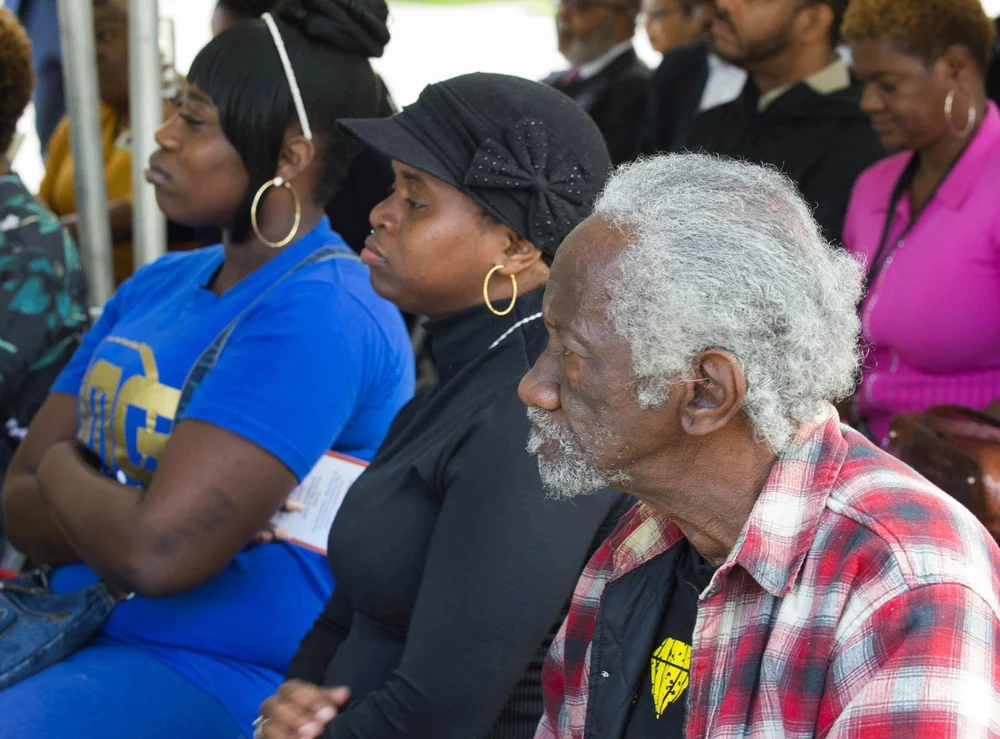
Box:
[944,88,977,138]
[484,264,517,317]
[251,176,301,249]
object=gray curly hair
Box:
[596,154,863,451]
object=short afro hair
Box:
[842,0,996,74]
[0,8,34,156]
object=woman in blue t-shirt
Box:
[0,1,412,736]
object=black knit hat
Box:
[338,73,612,258]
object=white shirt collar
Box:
[757,56,852,111]
[577,40,635,81]
[699,52,748,113]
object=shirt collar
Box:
[757,57,851,112]
[609,406,847,598]
[728,406,846,596]
[706,51,731,74]
[577,40,635,81]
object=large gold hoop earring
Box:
[944,88,977,139]
[251,176,301,249]
[483,264,517,317]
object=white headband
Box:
[261,12,313,141]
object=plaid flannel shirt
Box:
[536,409,1000,738]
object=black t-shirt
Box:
[623,540,718,737]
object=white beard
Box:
[526,407,630,499]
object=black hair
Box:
[215,0,279,20]
[189,0,390,241]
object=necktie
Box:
[559,68,582,86]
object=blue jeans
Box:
[0,573,115,690]
[0,642,247,738]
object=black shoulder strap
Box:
[863,135,976,296]
[175,247,360,416]
[862,156,918,296]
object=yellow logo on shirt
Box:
[650,637,691,718]
[78,337,181,485]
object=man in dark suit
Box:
[637,0,746,155]
[544,0,649,165]
[676,0,884,244]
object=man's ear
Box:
[795,1,834,47]
[679,349,747,438]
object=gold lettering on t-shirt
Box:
[77,337,181,485]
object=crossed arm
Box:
[2,392,298,597]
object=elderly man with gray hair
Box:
[520,154,1000,738]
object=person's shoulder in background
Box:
[639,44,711,155]
[0,172,88,443]
[609,45,652,86]
[0,171,88,314]
[654,42,709,81]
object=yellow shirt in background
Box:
[39,103,134,285]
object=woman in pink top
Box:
[841,0,1000,446]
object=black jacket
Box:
[546,48,650,166]
[678,77,885,244]
[637,43,710,156]
[581,544,690,737]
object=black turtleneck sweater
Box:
[287,288,630,738]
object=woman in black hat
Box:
[257,73,631,739]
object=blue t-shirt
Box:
[49,218,414,730]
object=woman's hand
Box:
[249,499,304,546]
[257,681,350,739]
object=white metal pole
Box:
[57,0,115,307]
[128,0,166,270]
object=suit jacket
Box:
[546,48,650,166]
[637,44,710,156]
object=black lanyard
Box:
[863,143,970,296]
[863,156,917,296]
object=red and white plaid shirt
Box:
[536,409,1000,738]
